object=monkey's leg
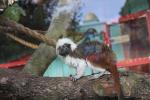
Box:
[89,69,109,79]
[70,65,86,81]
[109,64,124,100]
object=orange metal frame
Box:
[105,10,150,68]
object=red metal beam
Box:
[146,11,150,43]
[104,23,111,46]
[0,55,150,69]
[119,10,146,23]
[117,57,150,68]
[0,56,30,68]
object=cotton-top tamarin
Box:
[56,38,124,100]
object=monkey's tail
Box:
[109,64,124,100]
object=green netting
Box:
[120,0,150,15]
[129,0,149,13]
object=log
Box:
[0,69,150,100]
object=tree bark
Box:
[22,43,56,75]
[0,69,150,100]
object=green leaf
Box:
[3,3,26,22]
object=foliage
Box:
[3,3,26,22]
[120,0,150,16]
[66,1,83,42]
[66,29,83,43]
[19,0,58,30]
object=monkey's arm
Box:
[71,65,86,81]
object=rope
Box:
[6,33,39,49]
[0,16,56,47]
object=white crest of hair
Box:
[56,38,77,55]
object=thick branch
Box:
[0,69,149,100]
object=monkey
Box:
[56,38,124,100]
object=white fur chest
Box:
[65,56,86,68]
[64,55,109,74]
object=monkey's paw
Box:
[69,75,78,81]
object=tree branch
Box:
[0,69,149,100]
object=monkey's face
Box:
[56,38,77,57]
[57,43,71,57]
